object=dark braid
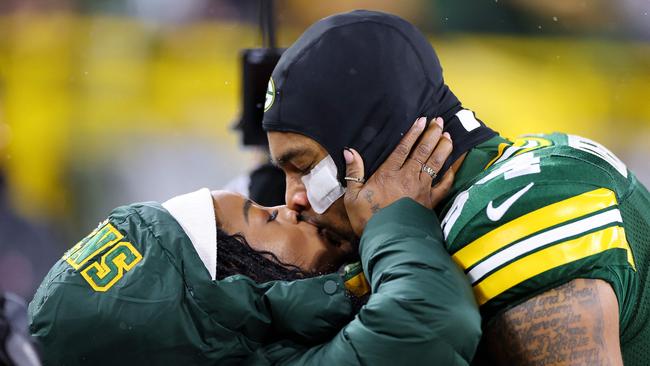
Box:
[215,228,309,283]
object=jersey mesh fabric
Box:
[619,181,650,365]
[442,133,649,365]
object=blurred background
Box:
[0,0,648,300]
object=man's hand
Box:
[343,117,454,236]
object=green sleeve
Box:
[246,198,482,366]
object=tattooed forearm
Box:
[482,279,622,366]
[363,190,382,213]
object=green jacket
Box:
[246,198,481,365]
[29,198,480,365]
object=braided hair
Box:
[215,228,309,283]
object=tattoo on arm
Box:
[482,279,622,366]
[363,190,381,213]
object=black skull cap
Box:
[263,10,495,184]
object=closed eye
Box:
[267,209,279,223]
[286,161,313,176]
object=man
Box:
[263,10,648,365]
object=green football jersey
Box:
[439,133,649,365]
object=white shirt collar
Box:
[162,188,217,280]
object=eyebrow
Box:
[271,147,310,168]
[243,199,252,225]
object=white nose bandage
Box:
[301,155,346,214]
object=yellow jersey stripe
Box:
[452,188,617,271]
[467,208,624,283]
[484,142,509,170]
[474,225,632,305]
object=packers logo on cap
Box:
[264,77,275,112]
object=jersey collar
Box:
[437,135,511,214]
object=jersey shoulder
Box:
[443,133,632,246]
[482,133,630,191]
[442,133,636,320]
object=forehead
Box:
[211,190,245,225]
[267,131,328,163]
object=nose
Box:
[285,175,311,213]
[280,207,300,225]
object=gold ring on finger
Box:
[344,176,365,184]
[422,165,437,179]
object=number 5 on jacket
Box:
[64,223,143,292]
[80,242,142,292]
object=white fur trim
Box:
[162,188,217,280]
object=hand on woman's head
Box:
[342,117,454,236]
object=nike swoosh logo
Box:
[486,182,535,222]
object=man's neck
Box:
[437,134,509,212]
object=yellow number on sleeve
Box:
[80,242,143,292]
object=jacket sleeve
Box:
[245,198,482,366]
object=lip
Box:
[298,215,346,248]
[301,216,334,236]
[298,216,320,230]
[298,213,327,229]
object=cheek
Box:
[279,231,331,271]
[330,199,348,219]
[246,231,281,256]
[282,231,321,262]
[292,233,342,272]
[246,229,310,267]
[323,199,352,232]
[245,227,336,272]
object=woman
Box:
[28,117,480,365]
[28,188,360,365]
